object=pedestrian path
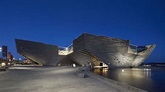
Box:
[0,66,146,92]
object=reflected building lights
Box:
[143,68,151,78]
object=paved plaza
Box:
[0,66,145,92]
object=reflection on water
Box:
[92,67,165,92]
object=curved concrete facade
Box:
[15,33,155,68]
[73,33,156,68]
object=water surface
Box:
[92,67,165,92]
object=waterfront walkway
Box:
[0,66,146,92]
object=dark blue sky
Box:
[0,0,164,62]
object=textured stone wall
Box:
[73,33,156,68]
[15,39,59,65]
[73,33,130,67]
[73,34,86,52]
[15,33,155,68]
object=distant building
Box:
[2,45,7,58]
[7,52,13,61]
[15,33,156,68]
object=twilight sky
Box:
[0,0,165,63]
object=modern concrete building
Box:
[15,39,59,65]
[73,33,156,68]
[15,33,156,68]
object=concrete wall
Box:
[15,33,155,67]
[73,33,155,68]
[15,39,59,65]
[73,33,130,67]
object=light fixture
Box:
[1,63,6,67]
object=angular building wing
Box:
[73,33,156,68]
[15,33,156,68]
[15,39,59,65]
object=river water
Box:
[92,67,165,92]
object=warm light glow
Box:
[122,69,125,72]
[8,63,10,65]
[94,62,108,68]
[1,63,6,67]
